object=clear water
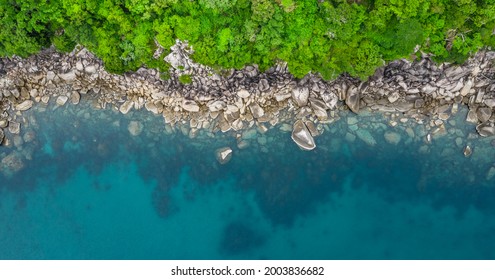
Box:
[1,98,495,259]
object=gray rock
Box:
[309,98,328,119]
[15,100,33,111]
[237,89,250,99]
[249,103,265,119]
[215,147,232,164]
[181,100,200,112]
[460,79,473,96]
[477,107,492,123]
[85,65,97,74]
[128,121,143,136]
[56,95,68,106]
[0,128,4,144]
[292,87,309,107]
[59,71,76,82]
[476,122,495,137]
[466,109,478,123]
[207,100,226,112]
[346,85,360,113]
[258,79,270,92]
[291,120,316,151]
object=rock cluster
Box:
[1,41,495,155]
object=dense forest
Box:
[1,0,494,79]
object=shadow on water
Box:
[220,221,266,256]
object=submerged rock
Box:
[0,128,4,144]
[291,120,316,151]
[1,152,25,176]
[384,131,401,145]
[215,147,232,164]
[128,121,143,136]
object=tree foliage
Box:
[1,0,494,79]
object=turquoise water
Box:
[1,99,495,259]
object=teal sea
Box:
[1,98,495,259]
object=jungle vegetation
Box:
[1,0,494,80]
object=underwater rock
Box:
[384,131,401,145]
[291,120,316,151]
[128,121,143,136]
[0,128,4,144]
[356,129,377,146]
[215,147,232,164]
[487,166,495,181]
[8,121,20,134]
[0,152,25,176]
[220,222,264,255]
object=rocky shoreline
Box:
[1,41,495,155]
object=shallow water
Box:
[1,98,495,259]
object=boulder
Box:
[249,103,265,119]
[207,100,226,112]
[258,79,270,92]
[237,89,250,99]
[56,95,68,106]
[346,85,360,113]
[119,100,134,114]
[466,109,478,123]
[292,87,309,107]
[463,146,472,157]
[181,100,200,112]
[309,98,328,119]
[215,147,232,164]
[145,102,159,114]
[0,128,4,144]
[476,122,495,137]
[291,120,316,151]
[59,71,76,82]
[460,79,473,96]
[15,100,33,111]
[70,91,81,105]
[477,107,492,123]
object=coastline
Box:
[1,42,495,155]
